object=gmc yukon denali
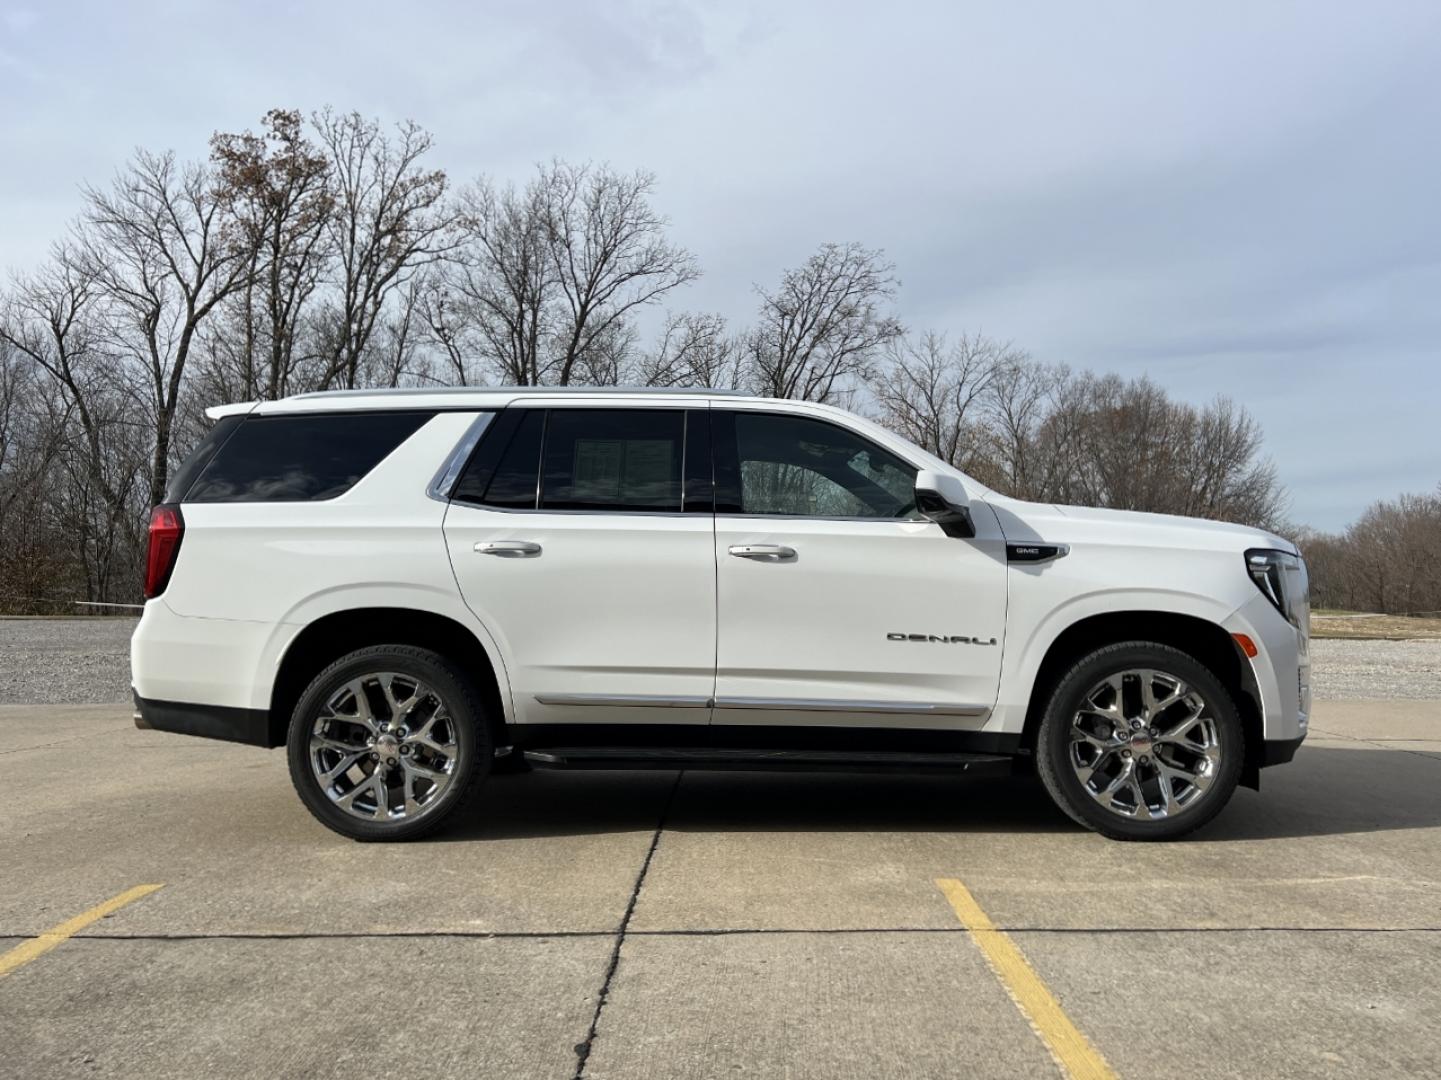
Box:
[131,387,1310,841]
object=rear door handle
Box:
[728,544,796,561]
[475,540,542,557]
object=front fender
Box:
[990,572,1248,734]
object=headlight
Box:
[1245,548,1308,630]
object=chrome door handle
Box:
[475,540,542,557]
[728,544,796,561]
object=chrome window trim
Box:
[715,512,933,525]
[449,502,692,519]
[426,411,497,503]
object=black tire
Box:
[1035,641,1244,841]
[286,644,491,842]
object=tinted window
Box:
[184,411,433,502]
[165,414,242,503]
[722,412,919,518]
[467,409,544,509]
[541,410,684,512]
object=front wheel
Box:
[286,645,491,841]
[1035,642,1244,840]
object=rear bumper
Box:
[133,692,273,748]
[130,599,283,711]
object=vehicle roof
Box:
[204,385,754,420]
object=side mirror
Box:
[914,470,975,538]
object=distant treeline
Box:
[1299,488,1441,616]
[0,107,1300,613]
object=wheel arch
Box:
[1017,610,1265,789]
[266,607,510,749]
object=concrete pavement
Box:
[1,700,1438,1078]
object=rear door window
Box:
[458,409,545,509]
[452,408,693,512]
[540,409,684,512]
[183,411,434,502]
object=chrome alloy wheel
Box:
[1069,668,1221,820]
[308,672,458,824]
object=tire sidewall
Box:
[1038,642,1244,840]
[286,645,491,841]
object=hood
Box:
[986,496,1297,556]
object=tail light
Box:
[144,505,184,599]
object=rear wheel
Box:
[1035,641,1244,840]
[286,645,491,841]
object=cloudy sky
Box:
[2,0,1439,529]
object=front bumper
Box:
[1224,591,1310,753]
[1261,733,1305,767]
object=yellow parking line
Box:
[936,879,1116,1080]
[0,884,164,979]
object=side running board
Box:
[522,747,1015,776]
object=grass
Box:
[1310,610,1441,640]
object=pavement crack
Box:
[0,730,125,755]
[1309,726,1441,765]
[572,769,683,1080]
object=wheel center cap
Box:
[1129,730,1153,755]
[377,734,400,756]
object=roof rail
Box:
[288,385,753,401]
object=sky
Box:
[2,0,1439,531]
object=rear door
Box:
[443,406,717,728]
[710,407,1008,731]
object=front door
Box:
[444,406,716,728]
[710,408,1008,731]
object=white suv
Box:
[131,387,1310,842]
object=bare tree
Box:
[1175,396,1283,525]
[0,348,74,611]
[78,150,250,506]
[373,278,434,388]
[746,242,902,403]
[976,352,1063,498]
[1,254,153,602]
[539,161,698,385]
[869,331,1009,469]
[635,311,741,389]
[0,341,65,605]
[1,253,122,523]
[423,176,554,385]
[209,108,333,400]
[312,110,451,389]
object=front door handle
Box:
[728,544,796,561]
[475,540,542,557]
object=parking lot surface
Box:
[2,690,1439,1078]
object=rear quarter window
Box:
[182,411,435,503]
[165,414,244,503]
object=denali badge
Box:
[887,633,998,646]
